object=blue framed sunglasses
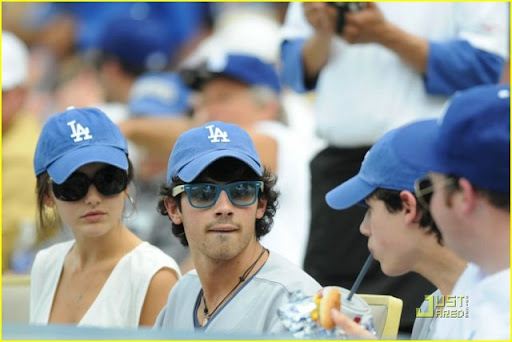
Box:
[172,181,264,208]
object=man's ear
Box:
[399,190,419,225]
[256,198,267,220]
[456,178,478,215]
[164,196,183,224]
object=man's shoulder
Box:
[255,251,321,296]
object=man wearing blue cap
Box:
[391,84,510,339]
[323,127,466,339]
[121,52,313,269]
[154,121,320,333]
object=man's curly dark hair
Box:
[157,157,279,246]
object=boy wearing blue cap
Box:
[30,107,180,328]
[392,84,510,339]
[154,121,320,333]
[323,127,466,339]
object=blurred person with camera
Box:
[280,2,508,333]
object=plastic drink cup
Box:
[328,286,372,323]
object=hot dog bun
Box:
[312,287,341,330]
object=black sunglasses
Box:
[52,166,129,202]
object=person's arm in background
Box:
[281,2,507,95]
[118,117,194,157]
[280,2,328,93]
[119,116,279,173]
[344,2,507,94]
[339,2,508,94]
[422,2,508,94]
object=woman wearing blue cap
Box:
[29,107,180,328]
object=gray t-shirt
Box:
[154,251,321,334]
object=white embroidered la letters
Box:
[205,125,230,143]
[68,120,93,142]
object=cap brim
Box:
[47,145,128,184]
[392,119,449,174]
[180,67,245,91]
[177,149,262,183]
[325,175,376,210]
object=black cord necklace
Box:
[201,246,268,326]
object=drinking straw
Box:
[347,254,374,301]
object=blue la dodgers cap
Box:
[180,53,281,94]
[34,107,129,184]
[326,127,431,210]
[129,72,190,117]
[167,121,262,185]
[392,84,510,192]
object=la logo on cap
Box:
[68,120,93,142]
[205,124,230,143]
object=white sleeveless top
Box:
[30,240,180,328]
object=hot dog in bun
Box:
[311,287,341,330]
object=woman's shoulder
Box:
[34,240,74,263]
[31,240,74,277]
[123,242,181,278]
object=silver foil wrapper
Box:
[277,289,376,338]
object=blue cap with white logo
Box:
[326,127,431,210]
[167,121,262,185]
[392,84,510,192]
[34,107,129,184]
[129,72,190,117]
[181,53,281,94]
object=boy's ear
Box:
[256,198,267,220]
[399,190,420,225]
[164,196,183,224]
[456,177,478,215]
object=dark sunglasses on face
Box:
[172,181,264,209]
[52,166,129,202]
[414,176,455,209]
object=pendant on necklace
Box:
[202,316,209,326]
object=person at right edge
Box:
[280,2,508,334]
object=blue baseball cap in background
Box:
[129,72,190,117]
[326,128,431,210]
[99,13,171,71]
[34,107,129,184]
[392,84,510,193]
[167,121,262,185]
[180,53,281,94]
